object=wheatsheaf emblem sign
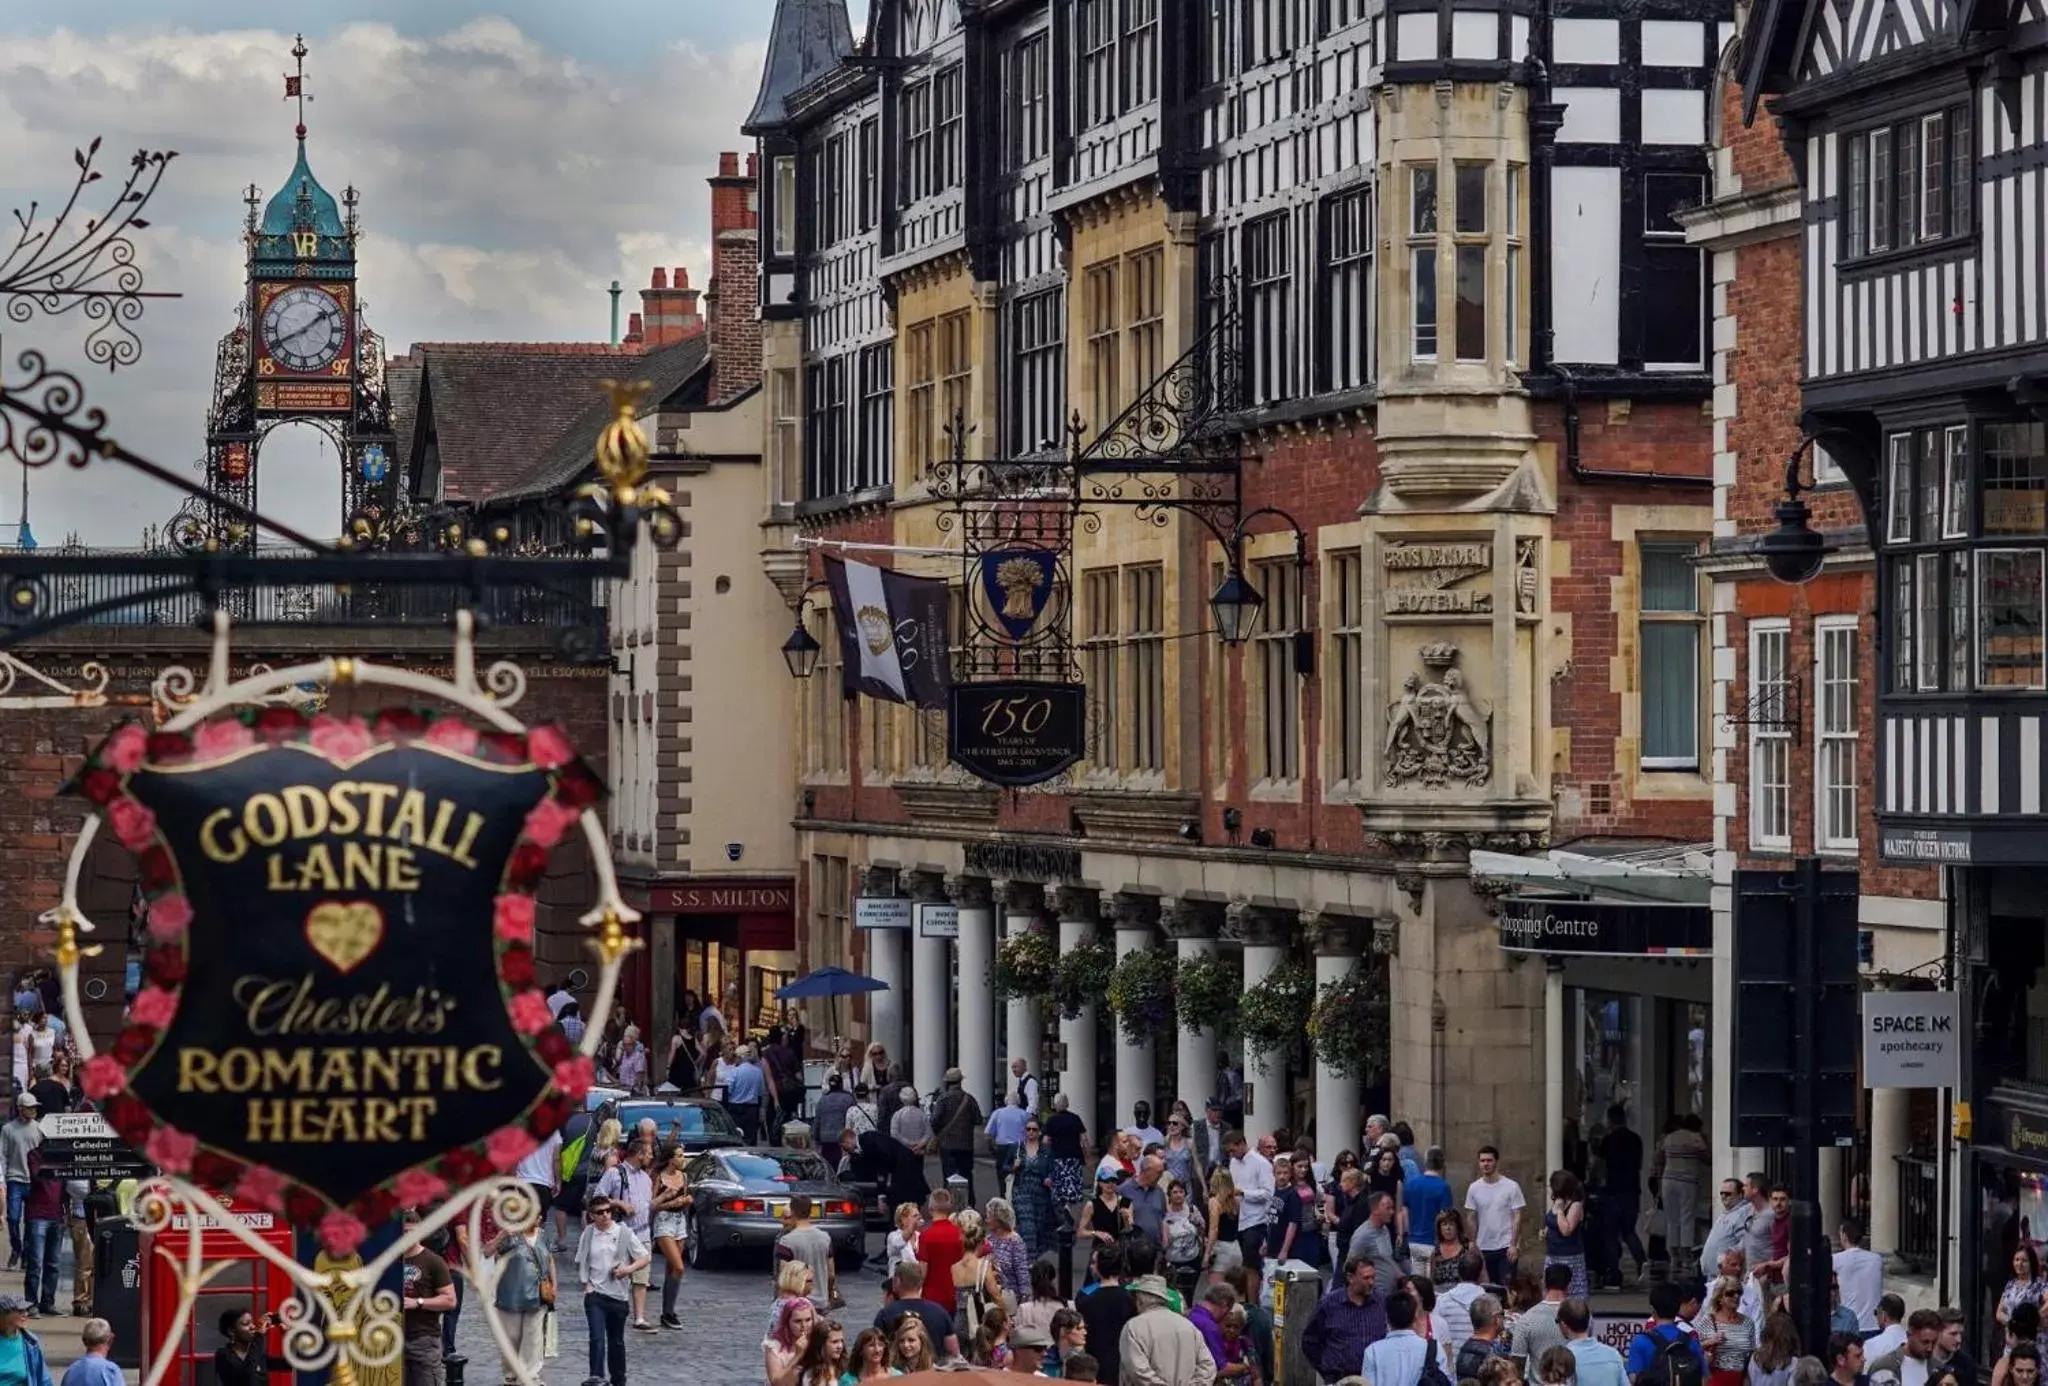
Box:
[73,706,603,1232]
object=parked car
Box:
[684,1147,866,1270]
[564,1094,740,1217]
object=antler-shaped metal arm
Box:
[0,140,180,370]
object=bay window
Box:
[1843,102,1973,260]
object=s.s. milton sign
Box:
[650,882,795,914]
[83,710,592,1219]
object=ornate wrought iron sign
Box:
[948,681,1088,787]
[75,704,602,1221]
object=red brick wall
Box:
[708,152,762,404]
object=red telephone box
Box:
[140,1200,295,1386]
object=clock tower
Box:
[186,34,395,550]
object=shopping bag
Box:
[542,1307,559,1360]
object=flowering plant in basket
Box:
[1106,946,1177,1041]
[1308,971,1391,1081]
[1052,938,1115,1020]
[1174,951,1241,1039]
[1237,960,1315,1053]
[990,928,1058,1000]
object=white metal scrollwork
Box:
[0,652,108,708]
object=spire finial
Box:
[285,33,312,140]
[243,182,261,235]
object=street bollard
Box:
[444,1353,467,1386]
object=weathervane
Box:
[285,34,312,138]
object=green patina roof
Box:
[260,139,345,238]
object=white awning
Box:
[1469,843,1712,905]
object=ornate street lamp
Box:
[1208,568,1265,645]
[782,617,822,680]
[1761,437,1827,585]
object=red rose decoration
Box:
[480,732,527,765]
[286,1187,327,1228]
[374,708,426,739]
[535,1028,573,1066]
[145,731,193,764]
[353,1187,398,1228]
[505,842,547,890]
[192,1151,239,1189]
[144,948,186,988]
[528,1094,572,1138]
[437,1147,489,1186]
[498,947,535,990]
[553,762,604,810]
[253,706,306,742]
[107,1096,152,1146]
[77,768,121,807]
[110,1026,155,1066]
[137,847,177,893]
[526,725,573,769]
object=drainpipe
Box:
[609,280,622,346]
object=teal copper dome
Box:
[261,138,345,238]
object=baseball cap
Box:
[1011,1325,1052,1350]
[15,1092,38,1110]
[0,1293,31,1313]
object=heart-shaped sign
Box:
[305,901,384,974]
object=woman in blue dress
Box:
[1010,1117,1059,1260]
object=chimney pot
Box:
[675,267,689,288]
[746,152,759,178]
[719,151,739,177]
[628,311,643,334]
[650,267,667,290]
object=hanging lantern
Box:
[359,444,390,485]
[219,444,250,483]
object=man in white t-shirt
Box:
[1832,1217,1885,1332]
[1227,1129,1276,1265]
[1463,1146,1526,1286]
[513,1129,563,1248]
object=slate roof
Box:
[493,335,710,502]
[744,0,856,133]
[386,354,423,478]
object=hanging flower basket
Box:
[1106,946,1178,1040]
[1052,938,1115,1020]
[991,927,1058,1000]
[1308,970,1392,1081]
[1238,960,1315,1053]
[1176,951,1241,1039]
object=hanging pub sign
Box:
[948,681,1087,787]
[70,705,604,1237]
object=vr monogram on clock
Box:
[260,285,347,373]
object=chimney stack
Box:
[623,311,645,348]
[705,149,761,403]
[639,264,704,348]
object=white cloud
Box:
[0,17,764,544]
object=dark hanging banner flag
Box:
[823,557,952,709]
[72,707,603,1232]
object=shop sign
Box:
[918,903,960,939]
[73,707,604,1231]
[35,1111,151,1180]
[2007,1107,2048,1161]
[1879,829,1973,863]
[854,897,913,931]
[949,682,1087,787]
[961,841,1084,883]
[1497,896,1712,957]
[1862,991,1961,1088]
[651,882,793,914]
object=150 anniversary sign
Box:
[948,682,1087,787]
[72,706,602,1242]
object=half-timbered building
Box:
[1742,0,2048,1324]
[735,0,1729,1188]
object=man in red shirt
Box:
[915,1188,965,1315]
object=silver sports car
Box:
[683,1147,867,1269]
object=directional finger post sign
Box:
[37,1111,152,1180]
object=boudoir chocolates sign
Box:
[72,707,604,1241]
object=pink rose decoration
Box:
[493,894,536,944]
[309,715,373,762]
[146,893,193,943]
[526,725,573,769]
[144,1126,196,1175]
[107,798,158,851]
[129,986,177,1029]
[103,725,147,774]
[522,798,581,849]
[486,1125,539,1172]
[424,719,480,756]
[235,1166,286,1213]
[508,991,551,1034]
[79,1055,127,1100]
[394,1168,449,1208]
[317,1210,368,1257]
[553,1056,596,1101]
[192,719,256,763]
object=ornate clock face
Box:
[260,285,347,374]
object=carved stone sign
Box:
[1384,542,1492,615]
[76,706,602,1228]
[1383,642,1492,789]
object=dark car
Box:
[683,1147,865,1270]
[566,1095,744,1216]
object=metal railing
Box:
[1896,1153,1939,1272]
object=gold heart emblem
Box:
[305,901,385,974]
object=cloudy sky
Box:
[0,1,866,545]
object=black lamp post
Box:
[1213,508,1312,675]
[1208,568,1266,645]
[1761,437,1828,585]
[782,579,829,680]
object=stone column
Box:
[952,876,999,1115]
[1869,1084,1910,1261]
[1108,893,1162,1132]
[1310,912,1367,1161]
[1545,962,1566,1180]
[862,866,907,1063]
[1230,900,1291,1144]
[997,880,1047,1106]
[1051,886,1101,1138]
[909,872,952,1097]
[1166,899,1224,1119]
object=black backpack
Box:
[1638,1327,1705,1386]
[1418,1343,1455,1386]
